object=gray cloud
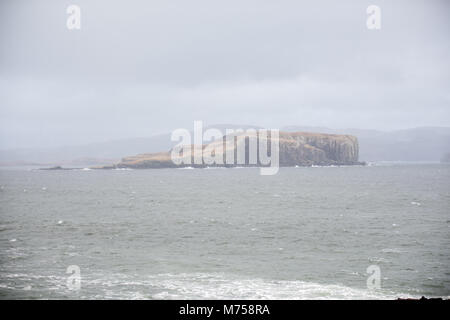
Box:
[1,0,449,148]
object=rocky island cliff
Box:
[104,131,363,169]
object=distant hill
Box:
[0,124,261,167]
[281,126,450,162]
[0,125,449,166]
[441,153,450,163]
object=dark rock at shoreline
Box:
[39,166,76,170]
[397,296,445,300]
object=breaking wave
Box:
[144,273,405,300]
[0,272,410,300]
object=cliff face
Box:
[115,131,362,169]
[278,132,359,166]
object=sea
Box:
[0,163,449,299]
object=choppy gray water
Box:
[0,164,449,299]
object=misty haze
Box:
[0,0,449,302]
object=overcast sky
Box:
[0,0,449,149]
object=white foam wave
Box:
[0,272,417,300]
[145,273,402,300]
[381,248,404,254]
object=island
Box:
[100,131,364,169]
